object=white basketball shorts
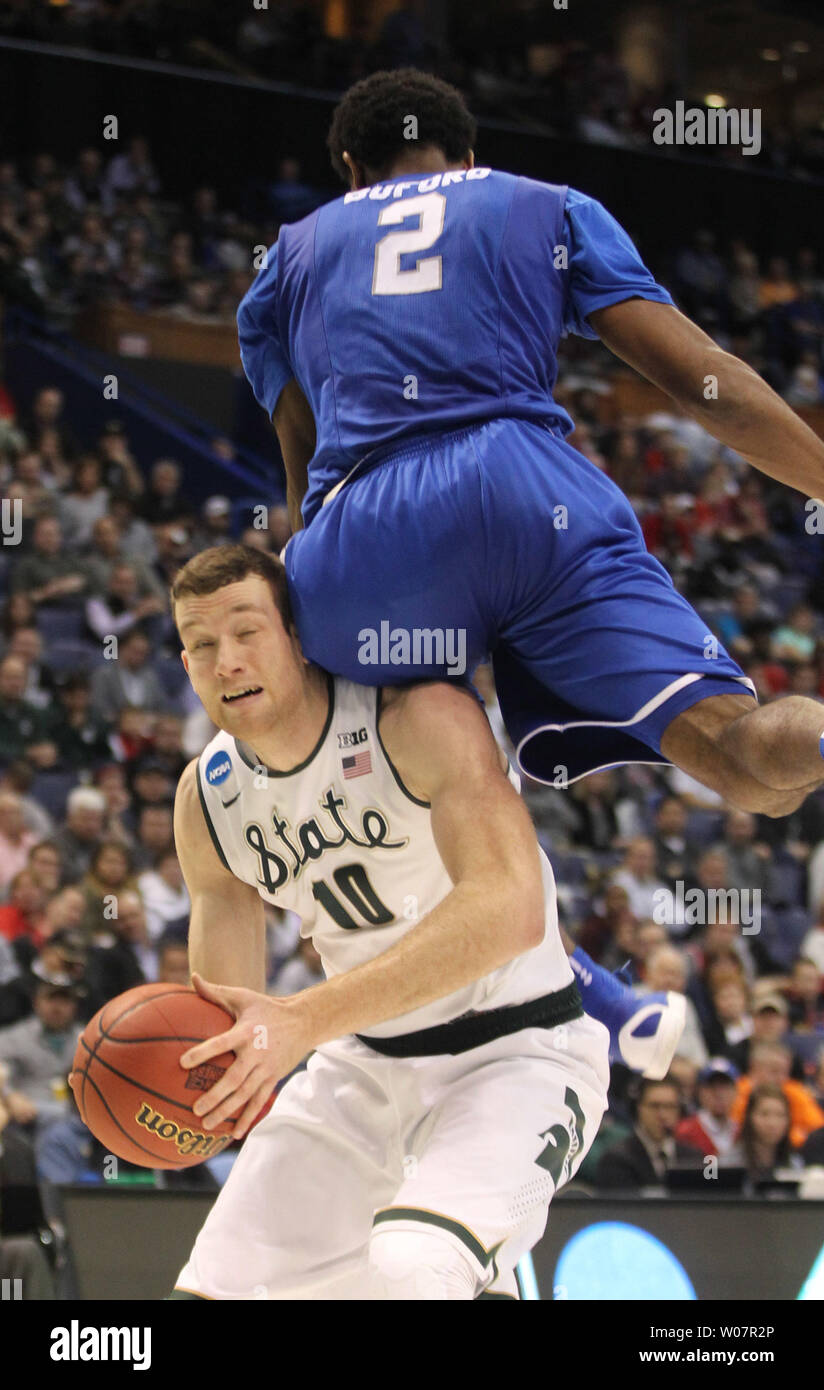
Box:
[173,1013,609,1300]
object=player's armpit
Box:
[272,379,316,533]
[174,759,267,991]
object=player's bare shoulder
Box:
[378,682,508,799]
[174,757,238,888]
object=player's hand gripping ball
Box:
[70,983,271,1168]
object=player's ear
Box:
[342,151,362,190]
[180,648,190,676]
[287,620,307,659]
[465,149,475,170]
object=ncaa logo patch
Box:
[206,752,232,786]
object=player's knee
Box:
[368,1226,477,1300]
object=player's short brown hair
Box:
[327,68,477,183]
[171,544,292,633]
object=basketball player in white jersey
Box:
[165,544,661,1300]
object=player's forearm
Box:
[296,880,543,1048]
[672,348,824,500]
[286,481,304,534]
[272,380,314,532]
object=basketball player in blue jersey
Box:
[164,545,678,1300]
[238,68,824,831]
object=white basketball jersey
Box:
[196,676,573,1037]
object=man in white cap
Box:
[193,496,234,550]
[51,787,107,884]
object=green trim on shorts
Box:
[373,1205,496,1270]
[476,1291,519,1300]
[167,1287,210,1300]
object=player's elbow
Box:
[490,865,546,952]
[520,895,548,950]
[518,846,547,945]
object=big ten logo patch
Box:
[337,728,368,749]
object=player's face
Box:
[179,576,302,735]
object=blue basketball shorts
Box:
[284,417,755,783]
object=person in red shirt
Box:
[676,1057,740,1159]
[692,462,740,534]
[641,494,695,569]
[0,868,47,952]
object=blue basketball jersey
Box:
[238,169,673,525]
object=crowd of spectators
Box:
[0,138,281,331]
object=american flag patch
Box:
[342,750,372,779]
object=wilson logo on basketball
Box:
[135,1102,232,1158]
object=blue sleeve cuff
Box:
[562,190,674,340]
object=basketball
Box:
[71,983,241,1169]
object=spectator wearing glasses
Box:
[595,1078,703,1188]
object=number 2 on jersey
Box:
[312,861,394,930]
[372,192,445,295]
